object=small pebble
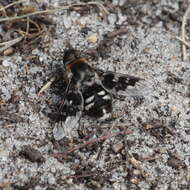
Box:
[133,169,141,176]
[167,156,186,170]
[32,48,40,55]
[130,177,139,184]
[112,142,124,153]
[186,173,190,180]
[3,47,14,56]
[20,145,45,163]
[2,59,12,67]
[64,16,72,29]
[119,0,127,6]
[108,14,117,25]
[87,34,98,43]
[66,178,73,185]
[48,174,56,185]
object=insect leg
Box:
[53,89,84,140]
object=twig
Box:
[0,37,22,46]
[0,0,26,12]
[0,8,64,23]
[96,124,116,160]
[0,2,109,23]
[27,31,45,45]
[176,36,190,48]
[67,172,98,179]
[0,37,23,53]
[181,5,190,61]
[25,17,30,41]
[52,130,133,158]
[29,19,41,32]
[87,2,109,15]
[107,28,128,38]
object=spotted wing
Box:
[82,81,112,119]
[95,69,142,99]
[52,88,84,140]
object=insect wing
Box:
[95,69,142,98]
[53,89,84,140]
[82,81,112,118]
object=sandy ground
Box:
[0,0,190,189]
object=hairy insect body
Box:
[67,57,112,118]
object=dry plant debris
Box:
[0,1,108,54]
[177,4,190,61]
[0,1,108,23]
[52,130,133,159]
[0,1,53,54]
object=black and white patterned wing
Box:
[52,88,84,140]
[82,82,112,119]
[95,69,142,99]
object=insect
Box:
[39,48,142,140]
